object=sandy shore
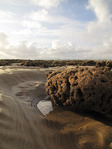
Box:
[0,65,112,149]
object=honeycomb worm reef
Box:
[46,68,112,117]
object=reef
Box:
[46,68,112,117]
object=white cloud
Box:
[0,11,17,23]
[87,0,112,23]
[1,0,31,6]
[31,0,66,9]
[0,32,92,60]
[22,9,86,42]
[22,20,46,29]
[0,31,112,60]
[39,40,91,59]
[8,41,39,59]
[25,9,76,24]
[28,9,49,22]
[0,1,112,60]
[0,32,9,48]
[0,33,40,59]
[86,0,112,59]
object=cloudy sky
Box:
[0,0,112,59]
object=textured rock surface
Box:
[46,68,112,116]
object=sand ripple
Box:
[0,66,112,149]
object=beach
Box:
[0,65,112,149]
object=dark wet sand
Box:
[0,65,112,149]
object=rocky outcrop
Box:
[81,60,96,66]
[46,68,112,117]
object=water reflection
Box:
[37,100,53,115]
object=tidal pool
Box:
[37,100,53,115]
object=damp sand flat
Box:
[0,65,112,149]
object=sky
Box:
[0,0,112,60]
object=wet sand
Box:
[0,65,112,149]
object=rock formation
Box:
[46,68,112,117]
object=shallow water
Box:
[37,100,53,115]
[0,66,112,149]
